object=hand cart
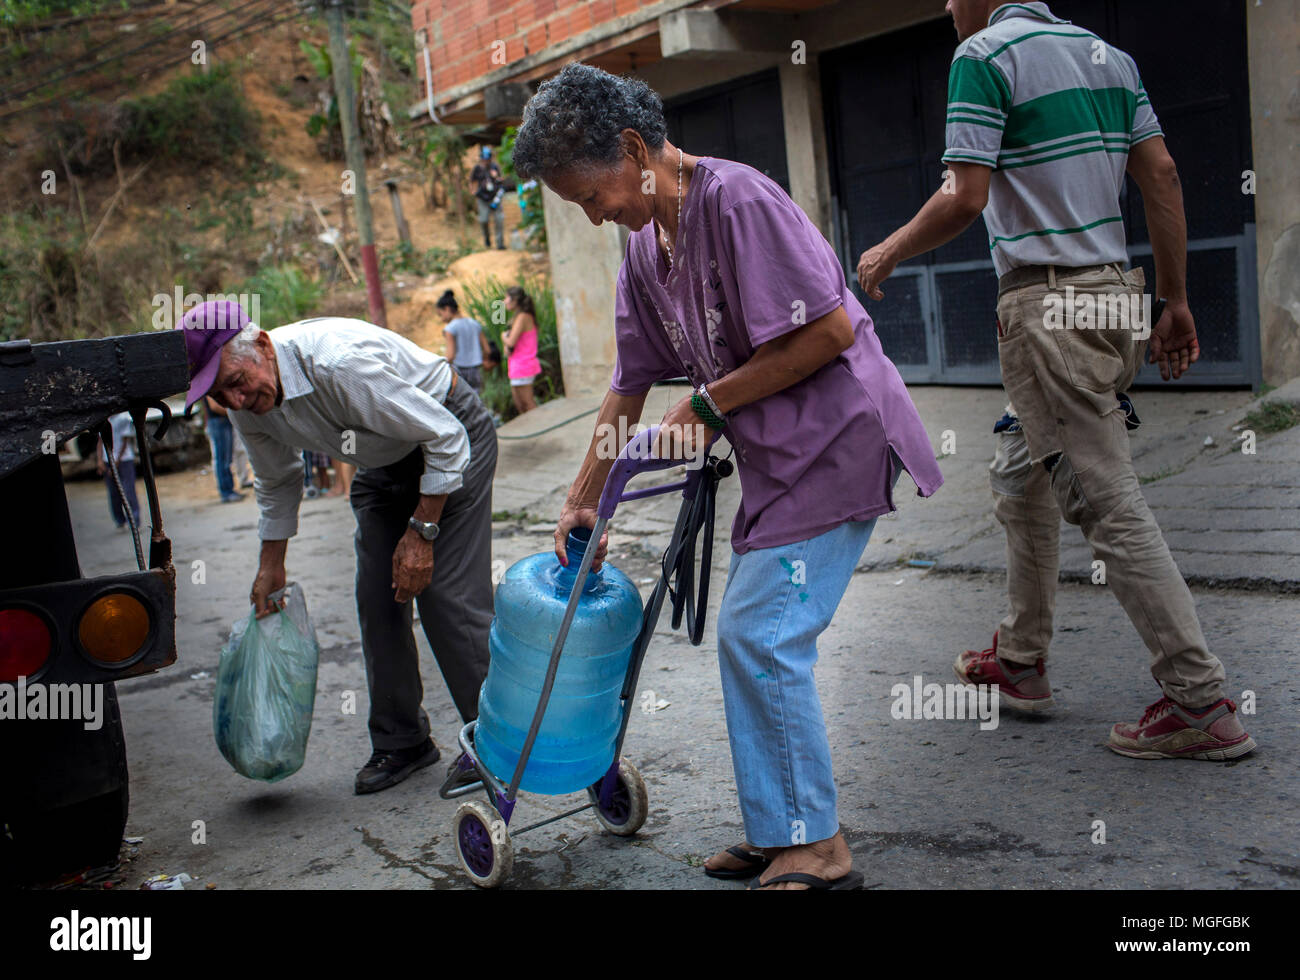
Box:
[440,425,732,887]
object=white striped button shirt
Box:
[229,317,468,541]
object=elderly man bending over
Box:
[178,301,497,794]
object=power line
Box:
[0,0,161,42]
[0,0,236,100]
[0,0,271,106]
[0,0,292,126]
[0,0,271,107]
[1,0,414,108]
[0,0,224,77]
[1,0,416,178]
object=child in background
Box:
[436,289,494,394]
[502,286,540,415]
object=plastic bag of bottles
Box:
[213,583,319,782]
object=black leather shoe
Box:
[354,739,440,795]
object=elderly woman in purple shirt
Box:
[514,63,943,890]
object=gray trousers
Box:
[456,365,483,393]
[349,375,497,750]
[476,197,504,247]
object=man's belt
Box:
[997,262,1123,295]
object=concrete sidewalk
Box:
[491,378,1297,592]
[941,379,1300,593]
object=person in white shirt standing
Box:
[96,411,140,531]
[177,300,498,794]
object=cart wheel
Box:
[453,800,513,888]
[588,758,648,837]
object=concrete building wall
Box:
[540,182,628,397]
[779,55,832,240]
[1247,1,1300,386]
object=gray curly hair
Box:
[512,62,666,181]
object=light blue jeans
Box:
[715,517,880,848]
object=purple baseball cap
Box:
[175,300,252,410]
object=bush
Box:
[126,65,260,166]
[238,265,324,329]
[2,64,274,345]
[459,273,563,420]
[0,206,206,344]
[380,241,468,277]
[51,64,260,177]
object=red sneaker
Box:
[953,631,1054,712]
[1108,695,1257,760]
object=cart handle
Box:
[596,424,720,519]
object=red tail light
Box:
[0,607,53,681]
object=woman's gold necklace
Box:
[658,147,683,269]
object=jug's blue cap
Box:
[565,526,592,565]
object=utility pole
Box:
[385,179,411,248]
[325,0,386,327]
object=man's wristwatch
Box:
[408,518,440,542]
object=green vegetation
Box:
[0,62,273,343]
[299,0,413,159]
[127,66,259,165]
[0,0,104,28]
[380,241,471,278]
[300,38,365,158]
[0,199,326,344]
[491,509,532,523]
[0,205,206,343]
[419,125,473,231]
[1138,465,1185,485]
[348,5,414,79]
[1242,401,1300,435]
[0,3,429,353]
[48,64,261,179]
[238,265,324,330]
[460,273,564,421]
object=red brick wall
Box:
[412,0,655,97]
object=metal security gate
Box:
[665,68,790,194]
[820,0,1258,386]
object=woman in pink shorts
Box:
[503,286,541,414]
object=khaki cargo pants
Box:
[990,263,1225,707]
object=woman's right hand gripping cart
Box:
[553,389,650,573]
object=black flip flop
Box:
[748,870,865,890]
[703,846,771,881]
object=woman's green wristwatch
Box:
[691,384,727,430]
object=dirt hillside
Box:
[0,1,545,350]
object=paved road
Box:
[62,381,1299,889]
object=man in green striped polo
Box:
[858,1,1254,761]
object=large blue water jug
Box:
[475,528,644,795]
